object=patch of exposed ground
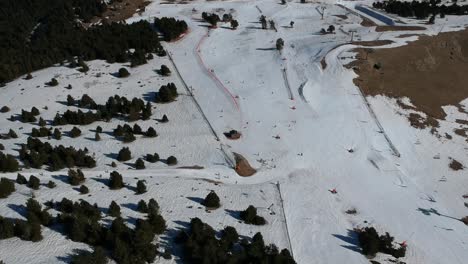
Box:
[449,158,464,171]
[178,165,205,170]
[333,14,348,20]
[375,26,426,32]
[233,153,256,177]
[347,29,468,134]
[351,40,394,46]
[91,0,150,24]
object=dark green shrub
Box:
[202,191,220,209]
[79,185,89,194]
[69,127,82,138]
[108,201,121,217]
[16,174,27,184]
[117,147,132,162]
[109,171,124,189]
[118,68,130,78]
[0,178,15,198]
[167,156,177,166]
[68,169,85,186]
[47,181,56,188]
[135,158,145,170]
[28,175,40,190]
[240,205,266,225]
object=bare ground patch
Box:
[92,0,150,24]
[233,153,256,177]
[347,29,468,135]
[351,40,394,47]
[375,26,426,32]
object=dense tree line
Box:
[0,0,165,83]
[53,197,167,263]
[154,17,188,41]
[176,217,296,263]
[373,0,468,19]
[54,94,152,125]
[18,137,96,170]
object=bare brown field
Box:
[375,26,426,32]
[348,29,468,134]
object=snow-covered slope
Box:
[1,0,467,263]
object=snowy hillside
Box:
[0,0,467,263]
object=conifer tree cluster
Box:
[156,83,178,103]
[0,0,172,84]
[154,17,188,41]
[19,137,96,170]
[240,205,266,225]
[52,197,166,264]
[54,95,152,126]
[356,227,406,258]
[373,0,468,19]
[176,218,296,263]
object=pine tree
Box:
[47,181,56,188]
[202,191,220,209]
[16,174,27,184]
[68,169,85,186]
[69,127,82,138]
[118,68,130,78]
[136,180,147,194]
[79,185,89,194]
[167,156,177,166]
[0,178,15,198]
[122,132,136,143]
[28,175,40,190]
[137,200,148,213]
[145,127,157,137]
[95,132,101,141]
[117,147,132,161]
[8,129,18,138]
[53,128,62,140]
[135,158,145,170]
[108,201,121,217]
[67,95,75,106]
[148,198,159,214]
[109,171,124,189]
[38,117,46,127]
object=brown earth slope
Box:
[349,29,468,121]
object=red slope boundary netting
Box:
[195,30,240,111]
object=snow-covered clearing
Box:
[1,0,467,263]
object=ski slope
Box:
[0,0,468,263]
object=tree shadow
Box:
[246,26,263,30]
[256,47,276,51]
[7,204,27,218]
[121,203,138,212]
[55,100,69,106]
[417,207,460,221]
[224,209,242,221]
[143,92,155,102]
[104,153,118,160]
[51,174,69,184]
[92,177,109,186]
[332,229,362,254]
[186,196,204,205]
